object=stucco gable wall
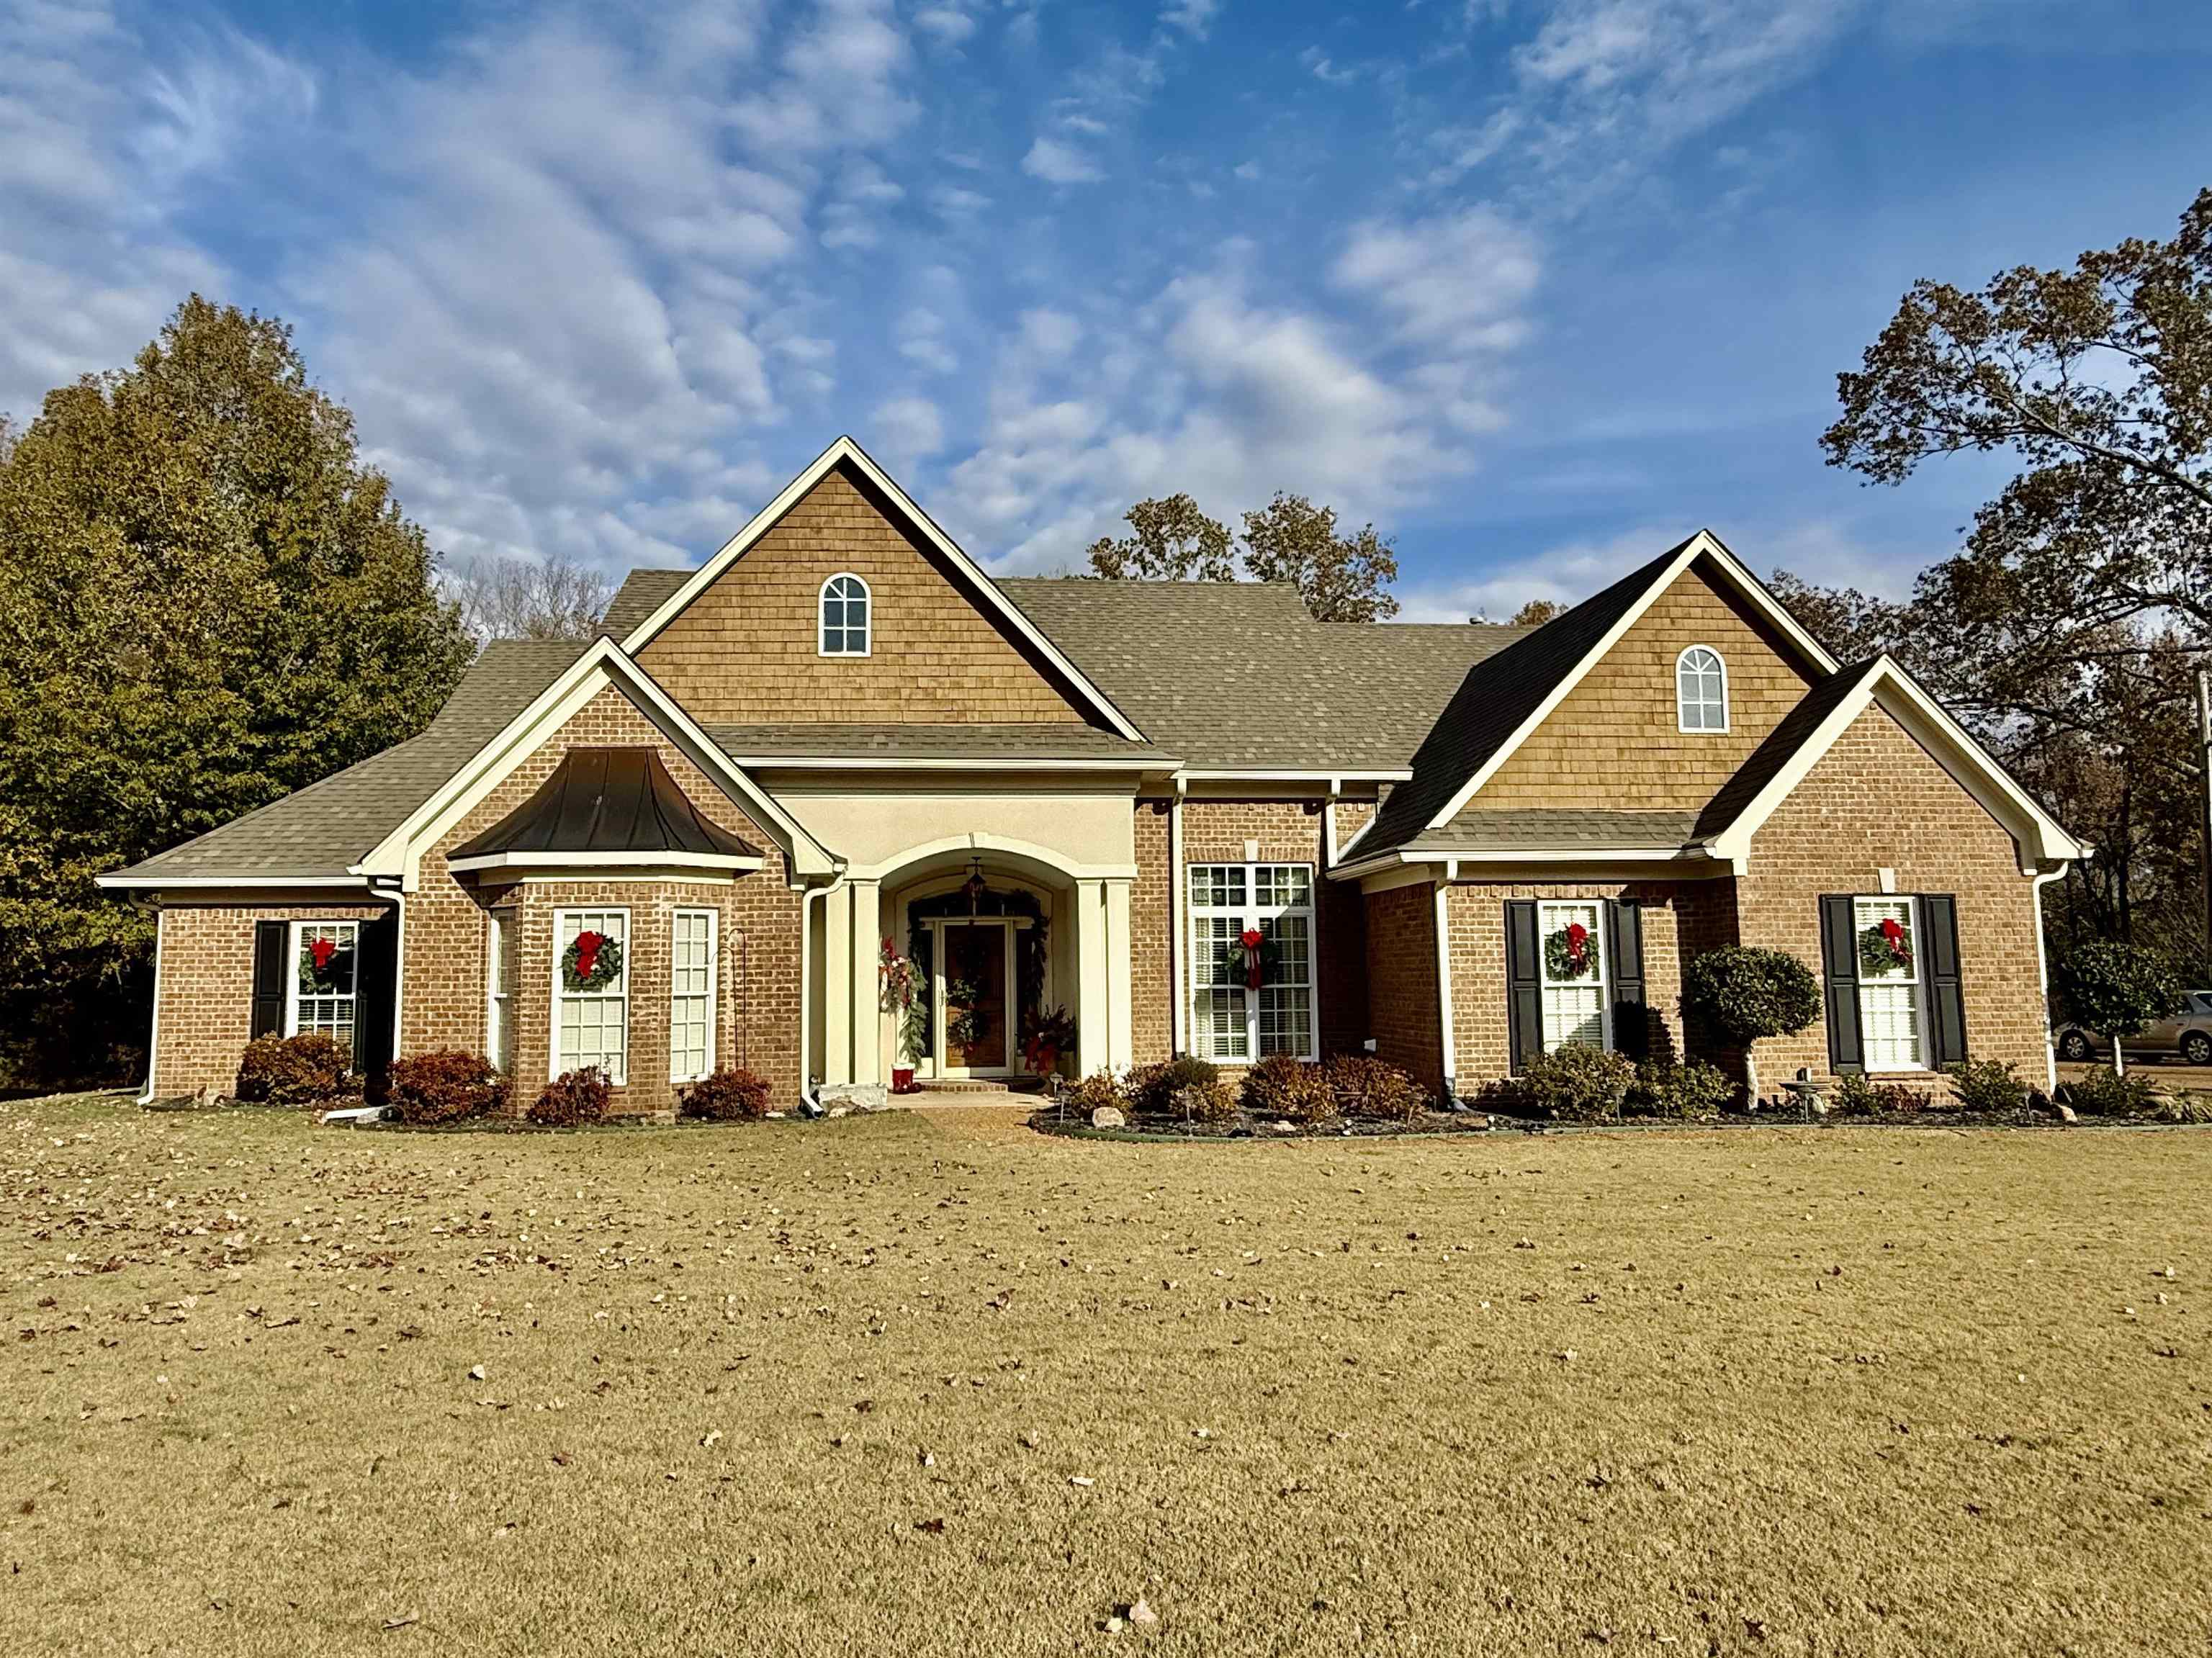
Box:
[634,464,1089,726]
[1457,559,1819,817]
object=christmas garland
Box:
[562,929,624,992]
[297,934,351,993]
[1219,927,1281,991]
[1858,916,1912,978]
[1543,919,1596,981]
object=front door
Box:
[938,921,1010,1076]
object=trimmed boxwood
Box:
[235,1032,358,1108]
[529,1067,611,1127]
[679,1066,774,1122]
[386,1049,508,1125]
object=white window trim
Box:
[485,910,513,1072]
[1851,893,1930,1073]
[1676,644,1729,734]
[1536,899,1611,1054]
[1187,862,1319,1063]
[818,571,872,658]
[669,907,719,1084]
[549,906,631,1085]
[284,919,361,1056]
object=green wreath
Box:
[1543,920,1597,981]
[1858,919,1911,979]
[1218,929,1282,989]
[945,978,986,1050]
[562,929,624,992]
[297,933,352,993]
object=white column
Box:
[846,878,881,1086]
[1105,878,1134,1072]
[823,883,853,1085]
[1075,877,1110,1078]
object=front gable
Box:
[1459,554,1823,816]
[626,440,1136,731]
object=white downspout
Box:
[799,883,821,1112]
[385,885,406,1068]
[136,905,165,1105]
[2032,864,2067,1096]
[1169,782,1187,1058]
[1433,860,1458,1101]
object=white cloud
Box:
[1021,135,1105,184]
[896,307,959,375]
[1160,0,1223,39]
[1395,525,1671,623]
[870,394,945,468]
[1333,207,1541,353]
[913,4,977,45]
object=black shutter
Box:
[250,921,287,1039]
[355,909,400,1096]
[1505,900,1542,1075]
[1920,894,1967,1068]
[1819,894,1863,1073]
[1606,899,1647,1058]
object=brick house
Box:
[101,436,2085,1112]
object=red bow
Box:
[1240,928,1264,991]
[574,929,606,978]
[1879,916,1910,964]
[1565,922,1588,973]
[310,937,336,973]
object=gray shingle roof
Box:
[603,569,688,638]
[114,640,588,881]
[1392,808,1707,857]
[705,724,1167,762]
[1691,660,1876,840]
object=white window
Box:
[1853,895,1925,1071]
[670,909,717,1083]
[1189,863,1316,1062]
[552,908,629,1083]
[819,572,871,657]
[1537,901,1608,1053]
[486,911,516,1072]
[1676,645,1728,732]
[287,920,360,1057]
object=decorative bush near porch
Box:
[5,1091,2205,1656]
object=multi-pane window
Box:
[289,920,360,1058]
[486,911,515,1072]
[554,908,629,1083]
[1189,863,1316,1062]
[1676,646,1728,732]
[1853,896,1924,1070]
[670,909,717,1083]
[1537,900,1607,1053]
[819,572,871,656]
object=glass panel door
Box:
[940,922,1008,1073]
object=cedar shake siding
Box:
[408,682,804,1114]
[150,901,393,1099]
[634,464,1094,726]
[1736,702,2049,1084]
[1451,560,1820,819]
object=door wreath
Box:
[562,929,624,992]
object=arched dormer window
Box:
[1676,645,1727,732]
[819,573,871,657]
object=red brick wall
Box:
[403,680,804,1114]
[1131,799,1174,1064]
[150,901,392,1098]
[1737,703,2050,1084]
[1363,880,1441,1091]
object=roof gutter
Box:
[1330,844,1727,883]
[94,872,377,892]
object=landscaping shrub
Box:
[1947,1059,2028,1117]
[1241,1053,1335,1124]
[1683,945,1821,1101]
[1828,1072,1937,1115]
[2061,1064,2156,1119]
[1064,1070,1127,1117]
[1627,1058,1735,1119]
[1326,1053,1424,1122]
[679,1066,773,1122]
[386,1049,506,1125]
[1124,1055,1222,1115]
[235,1032,358,1108]
[1511,1045,1637,1122]
[529,1067,611,1127]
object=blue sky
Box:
[5,0,2210,619]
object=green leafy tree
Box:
[1084,494,1235,582]
[1683,945,1822,1105]
[0,295,472,1083]
[1237,492,1399,621]
[1781,188,2212,962]
[2056,940,2182,1076]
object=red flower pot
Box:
[892,1066,916,1095]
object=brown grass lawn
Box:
[4,1096,2208,1657]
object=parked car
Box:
[2056,990,2212,1065]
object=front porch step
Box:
[907,1076,1042,1096]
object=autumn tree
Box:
[0,296,472,1083]
[447,552,614,644]
[1780,188,2212,963]
[1086,490,1401,621]
[1509,598,1562,627]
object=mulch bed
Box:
[1030,1103,2202,1141]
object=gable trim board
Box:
[619,436,1145,743]
[1417,531,1840,837]
[355,636,837,891]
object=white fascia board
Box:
[619,435,1145,742]
[728,754,1165,773]
[94,872,374,891]
[1421,531,1840,834]
[1703,656,2088,868]
[1334,845,1730,887]
[358,637,836,889]
[446,850,765,875]
[1177,768,1413,783]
